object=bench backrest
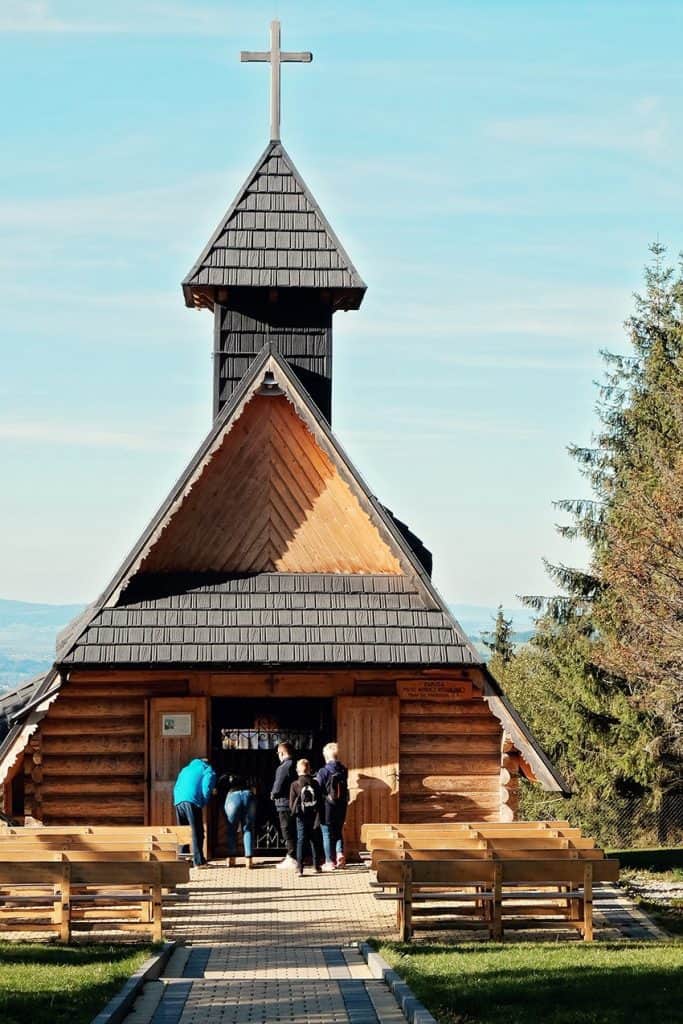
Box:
[0,859,190,886]
[366,835,595,853]
[0,848,180,862]
[0,826,191,839]
[375,857,619,886]
[361,821,571,841]
[370,846,605,869]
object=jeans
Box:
[277,807,296,858]
[175,800,205,867]
[321,805,346,863]
[225,791,256,857]
[295,816,323,869]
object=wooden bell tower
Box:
[181,22,366,422]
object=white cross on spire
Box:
[240,20,313,142]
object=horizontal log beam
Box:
[41,755,144,776]
[41,716,144,736]
[48,700,145,719]
[400,736,502,755]
[400,716,501,735]
[398,701,491,717]
[400,756,501,776]
[41,736,145,756]
[399,775,502,796]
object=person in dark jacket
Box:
[289,758,324,876]
[223,774,256,869]
[173,757,216,868]
[315,742,349,870]
[270,741,297,869]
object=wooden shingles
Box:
[139,394,401,575]
[182,142,366,305]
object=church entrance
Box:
[209,697,333,858]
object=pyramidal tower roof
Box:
[182,140,366,311]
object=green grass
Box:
[377,940,683,1024]
[0,943,154,1024]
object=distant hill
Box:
[0,597,536,695]
[0,599,83,692]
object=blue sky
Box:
[1,1,682,612]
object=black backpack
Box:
[324,767,348,806]
[299,782,318,813]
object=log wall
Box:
[19,669,515,829]
[399,697,504,823]
[22,682,167,825]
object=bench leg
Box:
[151,885,163,943]
[492,865,503,941]
[59,864,71,943]
[403,884,412,942]
[583,865,593,941]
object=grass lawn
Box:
[0,943,154,1024]
[377,940,683,1024]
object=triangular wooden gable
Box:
[106,345,422,598]
[137,389,401,576]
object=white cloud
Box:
[0,171,231,236]
[0,419,197,451]
[486,98,672,160]
[0,1,251,35]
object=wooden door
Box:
[149,697,208,826]
[336,697,399,854]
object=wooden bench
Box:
[0,826,192,940]
[369,845,605,870]
[375,857,619,942]
[0,859,189,941]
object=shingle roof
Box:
[61,572,474,667]
[182,141,366,309]
[56,345,478,669]
[0,674,46,744]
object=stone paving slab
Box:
[117,862,666,1024]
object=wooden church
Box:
[0,22,567,855]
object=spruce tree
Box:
[503,244,683,838]
[481,605,515,666]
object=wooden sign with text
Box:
[397,679,473,702]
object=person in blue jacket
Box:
[173,757,217,868]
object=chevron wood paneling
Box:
[139,394,401,574]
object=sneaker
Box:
[321,861,336,872]
[335,855,346,869]
[276,855,298,871]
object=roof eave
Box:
[480,666,571,795]
[182,283,367,312]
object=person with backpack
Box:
[289,758,324,876]
[315,741,349,871]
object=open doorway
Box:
[210,697,333,858]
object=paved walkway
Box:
[118,860,664,1024]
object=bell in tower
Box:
[181,22,366,423]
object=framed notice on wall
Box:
[161,713,193,737]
